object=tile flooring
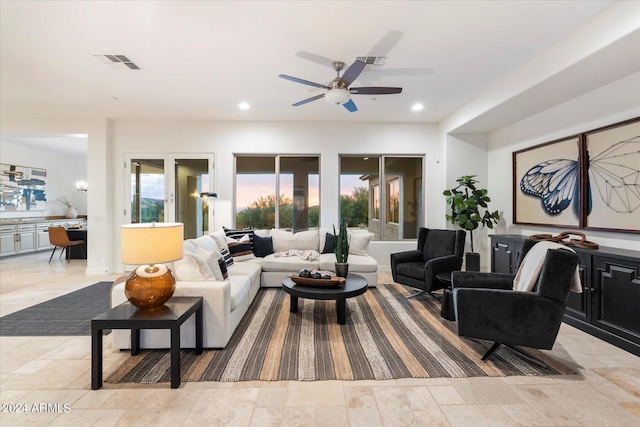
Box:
[1,251,639,426]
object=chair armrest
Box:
[425,254,464,274]
[390,250,423,264]
[454,288,565,349]
[451,271,513,290]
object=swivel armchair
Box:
[452,239,579,361]
[390,228,466,298]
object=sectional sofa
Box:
[111,227,378,349]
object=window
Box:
[340,155,423,240]
[235,155,319,231]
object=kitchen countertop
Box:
[0,216,88,226]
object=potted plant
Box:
[333,218,350,277]
[443,175,500,271]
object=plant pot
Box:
[335,262,349,278]
[65,206,78,219]
[465,252,480,272]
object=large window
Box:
[235,155,319,231]
[340,155,423,240]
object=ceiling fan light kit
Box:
[325,88,350,105]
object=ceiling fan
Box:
[278,60,402,112]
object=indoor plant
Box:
[333,218,350,277]
[443,175,500,271]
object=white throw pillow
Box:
[348,232,374,256]
[196,247,225,281]
[270,228,319,252]
[173,252,216,282]
[210,229,229,251]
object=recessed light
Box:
[238,102,250,110]
[411,103,424,112]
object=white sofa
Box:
[111,228,377,350]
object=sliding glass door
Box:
[125,154,215,239]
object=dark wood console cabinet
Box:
[490,234,640,356]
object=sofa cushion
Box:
[193,235,220,253]
[227,260,261,284]
[271,229,319,252]
[210,229,229,252]
[349,232,374,256]
[173,252,216,281]
[260,253,318,272]
[318,253,378,273]
[196,247,227,280]
[226,234,256,261]
[252,233,274,257]
[228,275,250,311]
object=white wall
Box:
[487,73,640,251]
[0,141,87,218]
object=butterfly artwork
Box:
[514,118,640,232]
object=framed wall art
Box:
[0,163,47,212]
[513,135,582,228]
[582,117,640,233]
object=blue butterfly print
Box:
[521,135,639,217]
[520,159,588,217]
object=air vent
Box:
[356,56,387,71]
[93,54,141,70]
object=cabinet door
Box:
[591,256,640,347]
[565,252,591,322]
[0,233,16,256]
[491,239,516,274]
[37,226,52,250]
[17,231,35,253]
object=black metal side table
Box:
[91,296,203,389]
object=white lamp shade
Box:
[121,223,184,265]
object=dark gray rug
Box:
[0,281,112,336]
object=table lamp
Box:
[121,222,184,310]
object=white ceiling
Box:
[0,0,635,145]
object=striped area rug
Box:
[105,283,574,384]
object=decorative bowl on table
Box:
[289,269,346,288]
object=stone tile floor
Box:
[1,251,639,426]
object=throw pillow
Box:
[322,233,336,254]
[223,226,254,249]
[210,229,229,252]
[226,234,256,261]
[219,248,234,267]
[196,247,225,281]
[173,252,216,282]
[349,232,374,256]
[253,232,274,257]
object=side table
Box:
[91,296,203,389]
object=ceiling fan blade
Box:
[295,51,335,68]
[339,60,366,87]
[367,30,404,56]
[342,99,358,112]
[279,74,329,89]
[292,94,325,107]
[350,87,402,95]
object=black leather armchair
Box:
[390,228,466,298]
[451,239,579,361]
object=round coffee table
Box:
[282,273,368,325]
